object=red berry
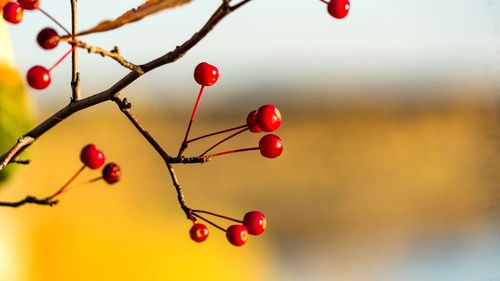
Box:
[80,144,106,169]
[327,0,350,19]
[259,134,283,158]
[37,27,59,50]
[255,104,282,132]
[26,65,51,90]
[243,211,266,235]
[18,0,39,10]
[2,2,23,24]
[226,225,248,246]
[246,110,262,133]
[194,62,219,86]
[102,163,121,184]
[190,223,209,242]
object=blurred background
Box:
[1,0,500,280]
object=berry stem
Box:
[192,209,243,223]
[178,85,206,157]
[192,213,226,232]
[48,46,76,72]
[187,124,247,144]
[37,8,71,35]
[319,0,329,4]
[199,128,248,157]
[47,164,85,199]
[206,147,259,158]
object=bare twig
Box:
[70,0,80,101]
[0,196,58,208]
[64,40,144,74]
[0,0,253,211]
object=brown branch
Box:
[0,196,58,208]
[65,40,144,74]
[70,0,80,101]
[0,0,253,210]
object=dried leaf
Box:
[78,0,193,36]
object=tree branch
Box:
[0,0,253,210]
[64,40,144,74]
[0,196,58,208]
[70,0,80,101]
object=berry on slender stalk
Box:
[80,144,105,169]
[256,104,282,132]
[2,2,23,24]
[26,66,50,90]
[194,62,219,86]
[246,110,263,133]
[190,223,209,242]
[102,163,121,184]
[327,0,350,19]
[243,211,267,235]
[226,225,248,246]
[259,134,283,158]
[37,27,59,50]
[18,0,39,10]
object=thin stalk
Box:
[48,165,85,199]
[187,124,247,144]
[192,209,242,223]
[198,128,247,157]
[178,85,206,156]
[38,8,71,35]
[192,213,226,232]
[207,147,258,158]
[48,46,76,72]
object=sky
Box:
[5,0,500,104]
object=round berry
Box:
[3,2,23,24]
[256,104,282,132]
[26,65,51,90]
[190,223,209,242]
[37,27,59,50]
[226,225,248,246]
[243,211,267,235]
[259,134,283,158]
[80,144,106,169]
[18,0,39,10]
[102,163,121,184]
[246,110,262,133]
[327,0,350,19]
[194,62,219,86]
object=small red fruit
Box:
[246,110,262,133]
[102,163,121,184]
[243,211,267,235]
[226,225,248,246]
[37,27,59,50]
[194,62,219,86]
[256,104,282,132]
[80,144,106,169]
[259,134,283,158]
[327,0,350,19]
[18,0,39,10]
[3,2,23,24]
[190,223,209,242]
[26,65,51,90]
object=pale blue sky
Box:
[7,0,500,104]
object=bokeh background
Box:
[1,0,500,280]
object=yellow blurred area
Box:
[0,93,499,280]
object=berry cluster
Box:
[179,62,284,161]
[189,210,266,247]
[176,62,280,246]
[47,144,121,200]
[2,0,74,90]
